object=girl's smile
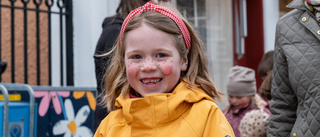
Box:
[124,23,188,96]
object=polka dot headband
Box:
[119,2,191,52]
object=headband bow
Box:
[119,2,191,52]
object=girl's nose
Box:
[140,58,157,72]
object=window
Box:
[176,0,207,45]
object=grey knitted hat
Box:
[227,66,256,96]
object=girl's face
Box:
[124,23,188,96]
[228,95,251,109]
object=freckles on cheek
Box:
[126,63,140,78]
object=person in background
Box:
[268,0,320,137]
[257,50,274,81]
[93,0,152,132]
[257,50,274,110]
[94,2,234,137]
[223,65,267,137]
[239,109,269,137]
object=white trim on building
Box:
[72,0,120,87]
[205,0,233,109]
[263,0,279,52]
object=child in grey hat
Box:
[223,66,268,137]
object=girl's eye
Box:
[131,55,142,59]
[156,53,167,58]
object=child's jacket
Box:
[94,81,235,137]
[223,103,260,137]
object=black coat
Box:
[93,16,123,132]
[94,16,123,93]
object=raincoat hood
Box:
[115,81,215,127]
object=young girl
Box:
[93,0,151,131]
[94,2,234,137]
[223,66,267,137]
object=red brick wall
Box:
[1,1,49,85]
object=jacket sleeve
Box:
[94,114,111,137]
[203,105,235,137]
[267,19,298,137]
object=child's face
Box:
[228,95,251,109]
[124,23,188,96]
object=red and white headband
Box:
[119,2,191,52]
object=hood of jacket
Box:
[114,81,216,127]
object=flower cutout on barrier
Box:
[52,99,93,137]
[34,91,70,116]
[73,91,96,110]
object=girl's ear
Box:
[180,56,188,71]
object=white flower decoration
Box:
[52,99,93,137]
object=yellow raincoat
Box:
[94,81,235,137]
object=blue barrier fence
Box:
[0,83,97,137]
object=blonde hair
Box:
[101,4,223,111]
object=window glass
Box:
[176,0,207,45]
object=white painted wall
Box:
[263,0,279,52]
[51,3,65,86]
[72,0,119,87]
[206,0,233,109]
